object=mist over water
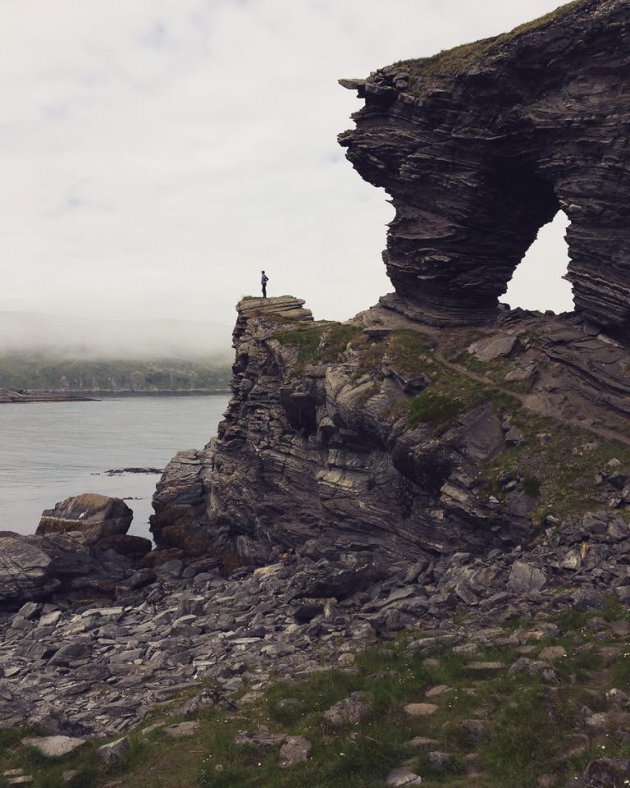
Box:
[0,312,233,362]
[0,395,229,539]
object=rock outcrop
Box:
[151,1,630,569]
[151,296,630,566]
[38,493,133,540]
[0,496,151,609]
[338,0,630,338]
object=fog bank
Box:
[0,312,232,361]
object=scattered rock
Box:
[404,702,438,717]
[323,693,369,727]
[386,766,423,786]
[507,562,546,594]
[571,758,630,787]
[278,736,311,767]
[96,736,130,765]
[21,736,85,758]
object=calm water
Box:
[0,395,229,539]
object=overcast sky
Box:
[0,0,575,330]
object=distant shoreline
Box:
[71,389,231,397]
[0,388,231,403]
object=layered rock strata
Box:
[152,296,630,566]
[338,0,630,338]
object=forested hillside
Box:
[0,354,231,392]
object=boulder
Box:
[278,736,311,767]
[21,736,85,758]
[96,736,130,765]
[323,693,369,727]
[507,562,546,595]
[0,535,59,604]
[38,494,132,542]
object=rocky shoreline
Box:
[0,388,96,403]
[0,388,230,403]
[1,506,628,742]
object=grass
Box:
[2,607,629,787]
[373,329,520,434]
[408,390,466,431]
[274,318,629,524]
[479,685,558,786]
[481,409,630,522]
[273,322,361,371]
[393,0,583,89]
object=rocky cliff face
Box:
[152,0,629,569]
[152,295,630,566]
[339,0,630,338]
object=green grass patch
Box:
[380,329,520,433]
[407,390,465,431]
[479,684,557,787]
[273,323,361,371]
[2,626,630,787]
[481,410,630,521]
[394,0,583,90]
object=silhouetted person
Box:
[261,270,269,298]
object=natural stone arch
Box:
[339,0,630,340]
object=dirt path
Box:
[432,344,630,447]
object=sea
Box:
[0,395,230,540]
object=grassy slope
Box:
[272,321,630,523]
[392,0,583,84]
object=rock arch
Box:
[339,0,630,340]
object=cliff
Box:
[151,0,629,571]
[339,0,630,338]
[151,295,630,565]
[1,6,629,780]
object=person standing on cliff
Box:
[261,270,269,298]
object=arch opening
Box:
[504,210,574,315]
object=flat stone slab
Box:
[539,645,567,661]
[165,721,200,738]
[404,702,438,716]
[425,684,452,698]
[387,766,424,786]
[469,335,518,362]
[465,661,505,672]
[21,736,85,758]
[407,736,441,747]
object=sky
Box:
[0,0,575,335]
